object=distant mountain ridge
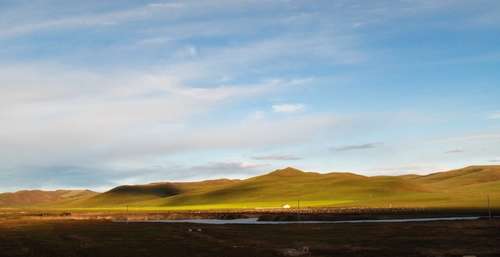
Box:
[0,190,97,207]
[1,165,499,208]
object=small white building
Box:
[281,204,291,209]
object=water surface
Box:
[114,216,483,225]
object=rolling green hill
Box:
[0,190,97,208]
[410,165,500,188]
[43,179,239,208]
[4,165,500,210]
[405,165,500,207]
[150,168,430,208]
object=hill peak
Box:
[268,167,305,177]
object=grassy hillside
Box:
[45,179,239,208]
[54,190,96,199]
[47,167,446,209]
[6,165,500,210]
[180,168,426,205]
[0,190,98,207]
[406,165,500,207]
[410,165,500,188]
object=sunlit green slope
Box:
[145,168,429,207]
[37,165,500,209]
[405,165,500,207]
[45,179,239,208]
[46,167,430,208]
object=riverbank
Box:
[2,206,495,222]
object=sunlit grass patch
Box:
[61,200,352,211]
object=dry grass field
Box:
[1,215,499,257]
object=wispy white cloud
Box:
[147,3,184,8]
[489,158,500,163]
[273,103,306,113]
[164,82,278,101]
[170,113,341,152]
[177,44,197,57]
[0,63,323,167]
[487,111,500,119]
[252,154,302,160]
[346,0,498,27]
[428,134,500,143]
[469,4,500,28]
[279,12,314,25]
[191,162,268,170]
[247,110,267,121]
[330,142,383,152]
[0,7,143,39]
[362,165,451,176]
[0,61,342,169]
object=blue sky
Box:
[1,0,499,192]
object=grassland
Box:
[2,165,500,212]
[1,217,499,257]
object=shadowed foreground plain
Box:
[1,218,499,257]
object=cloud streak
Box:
[428,135,500,143]
[487,111,500,119]
[445,148,466,153]
[273,104,306,114]
[330,142,383,152]
[0,64,341,168]
[191,162,268,171]
[361,165,451,176]
[252,154,302,160]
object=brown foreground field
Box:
[1,212,500,257]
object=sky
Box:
[1,0,499,193]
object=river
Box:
[113,216,487,224]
